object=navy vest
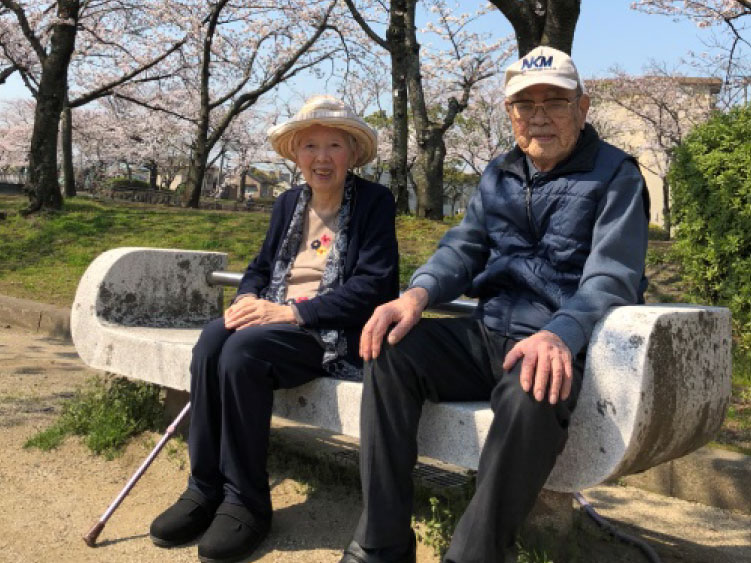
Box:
[470,126,638,337]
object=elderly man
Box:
[339,46,649,563]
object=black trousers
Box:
[352,318,584,563]
[187,318,327,519]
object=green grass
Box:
[0,194,457,305]
[713,347,751,456]
[0,195,269,306]
[396,214,459,288]
[24,376,164,459]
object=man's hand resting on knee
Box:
[359,288,429,361]
[502,330,573,405]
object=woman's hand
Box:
[224,295,296,330]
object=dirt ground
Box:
[1,325,750,563]
[0,326,441,563]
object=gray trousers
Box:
[352,317,584,563]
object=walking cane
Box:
[83,401,191,547]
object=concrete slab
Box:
[621,446,751,513]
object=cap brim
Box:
[505,75,580,98]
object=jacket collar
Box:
[499,123,601,180]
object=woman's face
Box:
[295,125,356,194]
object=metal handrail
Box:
[207,270,477,316]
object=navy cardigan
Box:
[236,175,400,367]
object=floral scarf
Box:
[261,173,362,381]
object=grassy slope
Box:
[0,194,461,305]
[0,194,747,453]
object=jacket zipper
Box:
[524,181,540,241]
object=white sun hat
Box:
[267,95,378,167]
[504,46,586,98]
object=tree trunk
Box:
[403,0,444,220]
[186,1,218,209]
[387,0,410,214]
[662,176,671,235]
[489,0,580,56]
[23,0,80,214]
[412,131,446,219]
[239,169,247,202]
[186,156,208,208]
[186,137,209,208]
[61,103,76,197]
[147,160,158,190]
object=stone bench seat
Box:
[71,247,732,493]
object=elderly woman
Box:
[149,95,399,563]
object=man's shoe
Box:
[197,502,271,563]
[150,489,220,547]
[339,530,416,563]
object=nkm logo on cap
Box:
[504,47,584,98]
[521,55,553,71]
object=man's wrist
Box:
[403,287,429,312]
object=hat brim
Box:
[505,75,581,98]
[268,118,377,168]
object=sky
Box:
[0,0,720,103]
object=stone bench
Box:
[71,247,732,493]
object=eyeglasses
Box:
[506,96,580,120]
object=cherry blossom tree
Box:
[588,65,721,232]
[445,77,514,176]
[489,0,581,56]
[0,0,185,213]
[342,0,413,213]
[72,97,194,192]
[345,0,511,218]
[0,99,34,178]
[632,1,750,105]
[147,0,339,208]
[220,108,277,200]
[404,0,510,218]
[0,0,79,212]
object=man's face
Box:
[505,84,590,172]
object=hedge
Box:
[669,105,751,349]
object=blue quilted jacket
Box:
[410,124,649,356]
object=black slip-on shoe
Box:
[339,530,416,563]
[149,488,220,548]
[197,502,271,563]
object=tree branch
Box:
[111,92,197,123]
[209,34,268,110]
[205,1,337,150]
[342,0,388,51]
[69,38,186,107]
[0,63,15,84]
[0,0,47,62]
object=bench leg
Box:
[520,490,575,562]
